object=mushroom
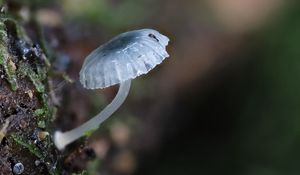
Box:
[54,29,170,150]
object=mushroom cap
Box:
[79,29,170,89]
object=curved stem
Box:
[54,80,131,150]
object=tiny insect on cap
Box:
[79,29,170,89]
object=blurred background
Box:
[19,0,300,174]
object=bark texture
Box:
[0,1,69,174]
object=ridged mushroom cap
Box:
[79,29,170,89]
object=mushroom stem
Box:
[54,79,131,150]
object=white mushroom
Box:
[54,29,170,150]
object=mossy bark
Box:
[0,3,60,175]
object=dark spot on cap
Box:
[148,33,159,42]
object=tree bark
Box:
[0,1,75,174]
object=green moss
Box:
[0,18,50,93]
[0,49,4,65]
[0,45,18,91]
[10,134,43,158]
[37,66,48,80]
[0,21,6,39]
[28,73,45,92]
[40,93,52,118]
[18,62,46,93]
[3,19,54,129]
[34,108,46,117]
[34,96,55,130]
[37,120,46,129]
[35,93,57,133]
[0,55,18,91]
[5,59,17,91]
[0,11,59,175]
[0,20,18,91]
